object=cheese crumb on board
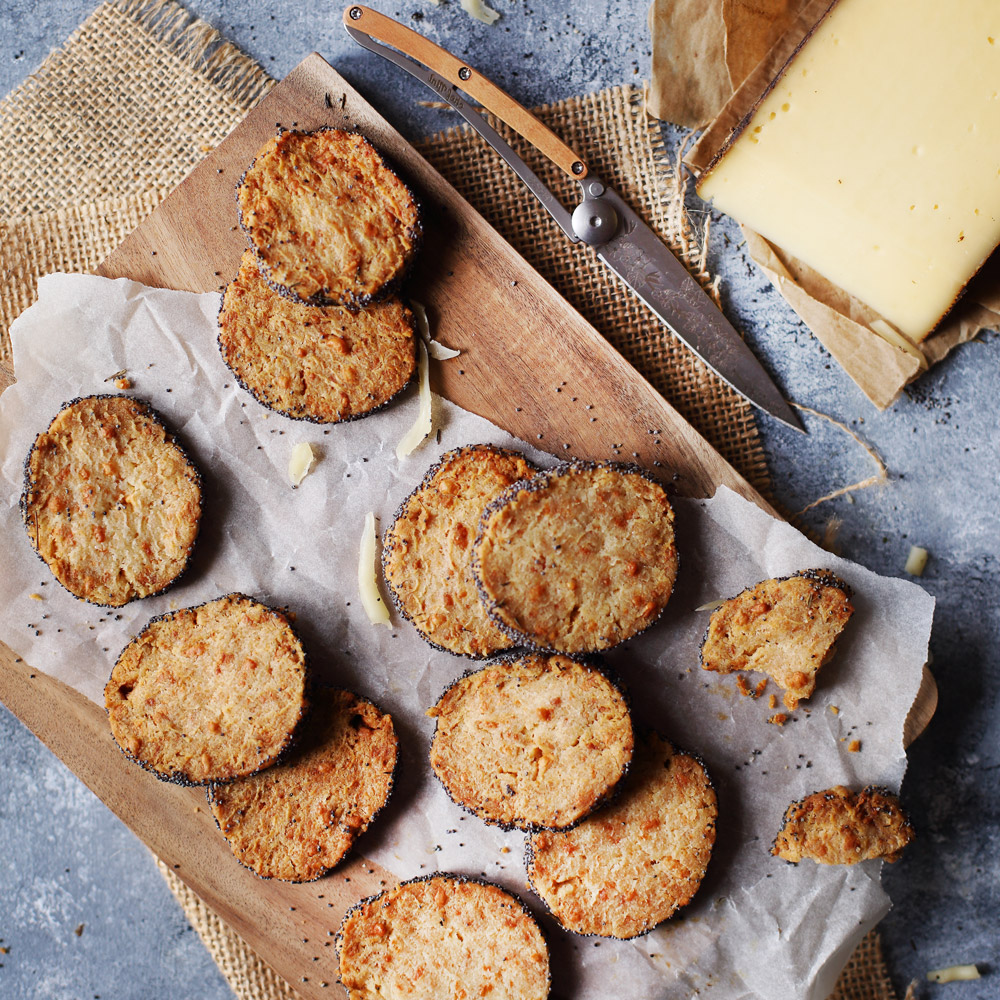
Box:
[697,0,1000,342]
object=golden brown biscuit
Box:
[428,653,632,830]
[473,461,678,655]
[382,445,536,657]
[701,570,854,709]
[207,688,397,881]
[236,128,421,307]
[772,785,914,865]
[526,732,716,939]
[105,594,307,785]
[218,249,416,422]
[20,395,201,607]
[337,874,550,1000]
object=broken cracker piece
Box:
[700,571,854,709]
[772,785,914,865]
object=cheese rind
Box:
[697,0,1000,342]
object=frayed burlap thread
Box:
[2,1,897,997]
[828,931,903,1000]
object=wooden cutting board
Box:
[0,54,936,998]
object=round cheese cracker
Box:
[208,688,397,881]
[473,461,678,654]
[429,653,633,830]
[105,594,307,785]
[236,128,421,307]
[382,444,536,657]
[337,874,550,1000]
[21,394,202,607]
[526,732,716,939]
[218,249,416,423]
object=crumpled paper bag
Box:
[650,0,1000,408]
[647,0,806,129]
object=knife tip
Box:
[774,403,807,434]
[756,394,807,434]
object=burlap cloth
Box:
[0,1,909,997]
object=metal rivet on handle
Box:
[458,67,471,81]
[349,6,363,19]
[571,161,585,175]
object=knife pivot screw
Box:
[458,66,471,81]
[349,6,363,18]
[571,196,618,246]
[571,161,585,175]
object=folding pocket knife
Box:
[343,4,804,432]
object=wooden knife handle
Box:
[343,4,588,180]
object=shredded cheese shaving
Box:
[288,442,316,487]
[358,512,391,625]
[428,340,461,361]
[396,341,432,459]
[461,0,500,24]
[411,300,460,359]
[695,599,726,612]
[904,545,929,577]
[927,965,981,983]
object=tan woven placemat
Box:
[1,2,906,998]
[416,92,767,487]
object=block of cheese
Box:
[697,0,1000,342]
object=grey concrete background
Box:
[1,1,997,998]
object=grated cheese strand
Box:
[695,598,726,612]
[927,965,981,983]
[411,299,460,359]
[396,341,432,459]
[358,512,391,625]
[461,0,500,24]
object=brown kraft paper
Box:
[646,0,807,129]
[662,0,1000,408]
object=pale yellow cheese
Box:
[697,0,1000,342]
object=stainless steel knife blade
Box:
[596,189,804,432]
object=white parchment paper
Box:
[0,274,934,1000]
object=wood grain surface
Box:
[96,54,762,507]
[0,54,935,998]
